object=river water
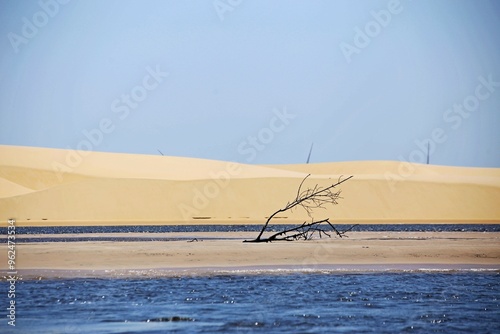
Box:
[1,272,499,333]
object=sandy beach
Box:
[2,231,499,278]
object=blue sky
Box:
[1,0,499,167]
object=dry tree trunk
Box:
[244,174,355,243]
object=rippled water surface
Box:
[2,224,499,244]
[1,273,499,333]
[5,224,500,235]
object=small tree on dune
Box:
[244,174,356,243]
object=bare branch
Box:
[244,175,355,243]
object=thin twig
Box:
[244,175,354,242]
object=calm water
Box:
[1,273,499,333]
[1,224,499,243]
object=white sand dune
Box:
[0,176,34,198]
[1,145,499,226]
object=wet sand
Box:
[2,231,499,278]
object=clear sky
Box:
[1,0,499,167]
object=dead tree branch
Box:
[244,174,354,243]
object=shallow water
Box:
[1,273,499,333]
[2,224,498,243]
[1,224,499,239]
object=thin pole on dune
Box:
[306,143,313,164]
[426,142,430,165]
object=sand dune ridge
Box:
[1,145,499,225]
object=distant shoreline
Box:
[6,264,500,280]
[2,219,500,227]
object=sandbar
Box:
[2,231,499,279]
